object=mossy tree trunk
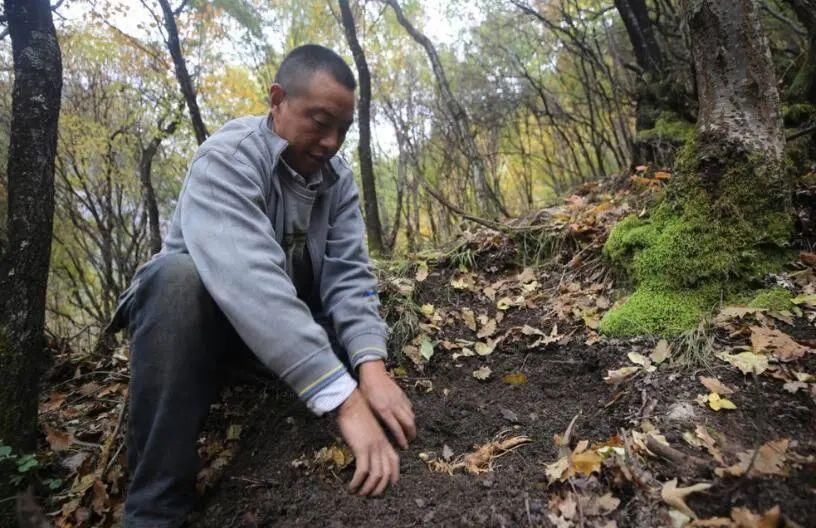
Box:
[0,0,62,518]
[600,0,791,337]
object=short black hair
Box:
[275,44,357,96]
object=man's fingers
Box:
[388,449,400,486]
[349,452,368,493]
[358,452,382,496]
[395,405,417,443]
[372,451,392,496]
[382,412,409,449]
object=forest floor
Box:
[31,168,816,528]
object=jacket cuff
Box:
[279,346,348,407]
[306,371,357,416]
[346,333,388,371]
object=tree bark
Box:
[686,0,784,161]
[0,0,62,517]
[140,114,180,255]
[156,0,209,145]
[383,0,501,219]
[338,0,385,255]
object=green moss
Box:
[601,135,793,338]
[748,287,794,311]
[599,285,719,337]
[636,112,695,143]
[783,103,815,127]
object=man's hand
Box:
[336,389,399,496]
[358,361,416,449]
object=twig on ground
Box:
[645,436,709,477]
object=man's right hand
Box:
[336,389,399,496]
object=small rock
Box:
[414,498,426,508]
[481,478,494,488]
[666,401,696,422]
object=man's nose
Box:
[319,128,342,151]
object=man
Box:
[111,44,416,528]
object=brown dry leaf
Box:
[699,376,735,395]
[45,425,75,452]
[461,308,477,331]
[715,306,764,324]
[78,381,101,397]
[715,439,788,477]
[597,493,620,513]
[695,425,725,465]
[40,392,68,413]
[517,267,536,284]
[603,366,640,384]
[472,366,492,381]
[730,505,780,528]
[477,318,497,339]
[750,326,810,362]
[91,479,109,515]
[661,478,712,518]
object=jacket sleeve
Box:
[179,148,355,414]
[320,171,389,371]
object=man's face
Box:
[269,70,355,175]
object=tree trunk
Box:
[338,0,385,255]
[156,0,209,145]
[383,0,501,219]
[600,0,790,338]
[0,0,62,517]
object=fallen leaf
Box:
[91,479,109,515]
[661,478,712,518]
[473,366,492,380]
[226,424,242,441]
[44,425,75,452]
[699,376,735,395]
[420,338,435,361]
[651,339,671,364]
[694,425,725,465]
[707,393,737,411]
[420,304,435,317]
[716,351,769,375]
[730,505,780,528]
[415,262,429,282]
[604,366,640,384]
[475,340,495,356]
[545,455,570,482]
[571,449,602,476]
[502,372,528,386]
[461,308,477,331]
[597,493,620,513]
[715,439,788,477]
[783,381,808,393]
[517,267,536,284]
[477,318,497,339]
[442,444,454,461]
[628,352,656,372]
[750,326,810,362]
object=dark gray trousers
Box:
[115,253,339,528]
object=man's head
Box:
[269,44,356,175]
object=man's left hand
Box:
[357,361,416,449]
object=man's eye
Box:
[313,118,329,128]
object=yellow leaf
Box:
[420,304,435,317]
[502,372,528,386]
[475,340,495,356]
[477,318,497,339]
[415,262,429,282]
[707,393,736,411]
[570,449,602,476]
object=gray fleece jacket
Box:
[123,115,388,414]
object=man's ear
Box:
[268,83,286,110]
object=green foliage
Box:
[636,112,695,143]
[0,441,42,488]
[748,287,795,312]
